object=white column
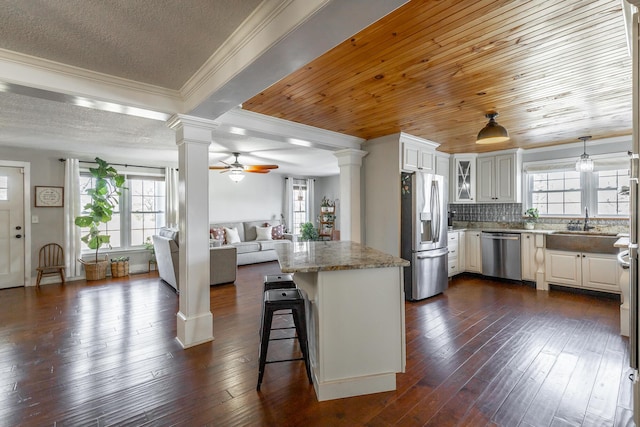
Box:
[167,114,217,349]
[334,149,367,243]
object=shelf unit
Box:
[318,206,336,239]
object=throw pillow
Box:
[256,225,273,241]
[224,227,241,244]
[271,224,285,240]
[211,227,225,242]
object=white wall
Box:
[209,171,285,223]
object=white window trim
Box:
[523,153,630,218]
[79,169,165,253]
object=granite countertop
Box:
[615,236,630,248]
[275,241,410,273]
[450,227,555,234]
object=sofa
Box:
[209,220,293,266]
[152,227,237,293]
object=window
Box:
[596,169,629,216]
[0,176,7,200]
[530,171,581,215]
[292,178,309,235]
[526,163,629,217]
[79,172,165,251]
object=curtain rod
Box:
[58,158,167,171]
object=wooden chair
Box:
[36,243,65,287]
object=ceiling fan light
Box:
[476,112,509,144]
[575,136,593,172]
[228,169,245,183]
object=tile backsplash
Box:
[449,203,629,233]
[449,203,523,223]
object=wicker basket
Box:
[110,260,130,278]
[80,257,108,281]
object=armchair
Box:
[153,227,237,293]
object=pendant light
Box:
[476,112,509,144]
[575,136,593,172]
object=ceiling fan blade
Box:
[245,165,279,171]
[245,169,270,174]
[209,165,231,170]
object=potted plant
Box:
[75,157,125,280]
[320,196,335,213]
[524,207,539,230]
[300,222,319,241]
[144,236,155,262]
[110,256,130,278]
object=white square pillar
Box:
[334,149,368,243]
[167,114,217,348]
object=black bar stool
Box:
[257,288,313,391]
[263,273,296,291]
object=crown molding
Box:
[0,48,183,113]
[181,0,330,112]
[216,108,364,151]
[522,135,632,154]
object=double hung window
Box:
[525,157,629,217]
[291,178,309,235]
[79,172,166,251]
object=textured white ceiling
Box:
[0,90,342,175]
[0,0,262,89]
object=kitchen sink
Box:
[551,230,618,237]
[546,232,619,254]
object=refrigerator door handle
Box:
[416,248,449,259]
[431,180,440,243]
[631,245,638,370]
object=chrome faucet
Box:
[583,207,595,231]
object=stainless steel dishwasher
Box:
[481,232,522,281]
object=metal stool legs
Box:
[257,288,312,391]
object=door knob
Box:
[15,234,22,238]
[15,226,21,230]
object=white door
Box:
[0,166,25,288]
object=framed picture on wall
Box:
[35,186,64,207]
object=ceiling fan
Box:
[209,152,278,182]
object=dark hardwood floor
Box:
[0,263,634,426]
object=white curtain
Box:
[165,167,179,228]
[284,177,294,233]
[306,178,315,224]
[63,159,83,278]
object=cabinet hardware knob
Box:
[577,254,580,257]
[15,234,22,239]
[15,226,21,230]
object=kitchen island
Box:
[275,240,410,401]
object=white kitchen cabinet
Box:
[458,231,466,272]
[401,137,439,173]
[448,232,459,277]
[466,231,482,273]
[581,253,621,293]
[545,249,620,293]
[451,154,477,203]
[521,233,536,281]
[476,150,522,203]
[435,154,450,182]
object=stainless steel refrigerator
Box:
[401,172,448,301]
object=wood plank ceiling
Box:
[243,0,632,154]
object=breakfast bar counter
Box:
[275,241,410,401]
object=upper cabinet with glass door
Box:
[452,154,477,203]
